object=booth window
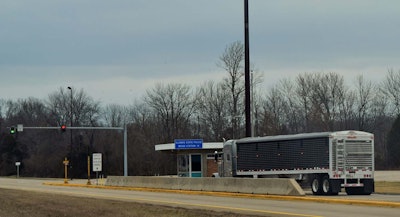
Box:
[177,154,189,177]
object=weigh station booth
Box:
[155,140,223,177]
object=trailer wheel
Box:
[322,175,336,195]
[311,175,323,195]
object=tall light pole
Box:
[251,72,255,137]
[244,0,251,137]
[67,86,73,177]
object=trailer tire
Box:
[311,175,323,195]
[322,175,332,195]
[320,175,339,195]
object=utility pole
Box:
[244,0,251,137]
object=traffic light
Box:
[61,125,67,132]
[10,126,16,134]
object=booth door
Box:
[190,154,202,177]
[177,154,202,177]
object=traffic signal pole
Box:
[9,125,129,177]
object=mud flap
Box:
[363,179,375,194]
[330,179,341,194]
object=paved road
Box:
[1,178,400,217]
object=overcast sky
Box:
[1,0,399,105]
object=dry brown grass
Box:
[375,181,400,194]
[0,188,265,217]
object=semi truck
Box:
[216,130,375,195]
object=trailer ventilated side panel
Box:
[236,137,329,171]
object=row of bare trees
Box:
[1,42,400,178]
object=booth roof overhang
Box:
[155,142,223,151]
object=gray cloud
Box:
[1,0,399,105]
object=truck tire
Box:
[322,175,332,195]
[321,175,339,195]
[311,175,323,195]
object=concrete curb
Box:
[105,176,305,196]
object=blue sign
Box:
[175,139,203,149]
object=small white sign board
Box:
[92,153,102,172]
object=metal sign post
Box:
[15,162,21,178]
[87,155,91,185]
[63,158,69,184]
[92,153,102,185]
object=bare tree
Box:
[195,81,230,141]
[218,41,245,138]
[369,78,392,168]
[0,99,5,122]
[250,71,264,137]
[336,88,355,130]
[373,97,392,168]
[47,87,101,178]
[382,69,400,116]
[144,83,194,142]
[72,89,101,127]
[308,72,346,131]
[95,103,131,175]
[386,115,400,168]
[0,97,67,177]
[47,88,70,126]
[295,73,313,132]
[126,100,176,176]
[261,86,287,135]
[129,100,154,138]
[47,87,101,127]
[278,79,301,133]
[102,104,129,127]
[353,75,376,131]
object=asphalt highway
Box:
[1,177,400,217]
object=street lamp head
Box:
[67,86,72,90]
